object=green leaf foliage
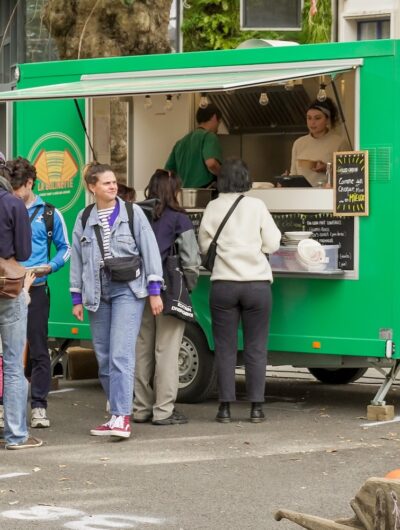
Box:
[182,0,332,51]
[301,0,332,43]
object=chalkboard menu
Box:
[273,212,355,270]
[333,150,369,216]
[189,210,355,271]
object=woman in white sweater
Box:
[198,158,281,423]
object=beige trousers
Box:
[133,299,185,422]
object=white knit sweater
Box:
[198,193,281,282]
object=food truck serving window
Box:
[0,60,362,101]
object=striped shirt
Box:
[97,207,114,259]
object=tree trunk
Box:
[42,0,173,60]
[42,0,173,180]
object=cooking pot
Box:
[180,188,213,209]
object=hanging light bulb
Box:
[317,83,327,102]
[164,95,173,111]
[199,93,209,108]
[259,91,269,106]
[144,95,152,109]
[284,80,295,91]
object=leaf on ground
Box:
[32,467,41,472]
[8,501,19,505]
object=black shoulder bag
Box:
[93,202,141,282]
[202,195,244,272]
[162,245,195,322]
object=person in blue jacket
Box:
[7,157,71,429]
[0,160,42,449]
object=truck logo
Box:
[28,132,84,214]
[34,149,78,190]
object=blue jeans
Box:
[0,293,29,445]
[88,272,145,416]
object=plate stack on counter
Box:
[281,231,313,246]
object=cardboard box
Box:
[66,347,98,380]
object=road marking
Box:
[360,416,400,428]
[1,506,165,528]
[0,472,30,480]
[49,388,75,394]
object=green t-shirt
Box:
[165,128,222,188]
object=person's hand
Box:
[72,304,84,321]
[24,270,36,291]
[35,264,52,277]
[149,295,163,316]
[312,161,327,173]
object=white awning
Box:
[0,59,362,102]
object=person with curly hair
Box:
[7,156,71,429]
[0,159,42,449]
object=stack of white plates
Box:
[282,231,313,246]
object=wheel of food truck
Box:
[308,367,367,384]
[177,323,217,403]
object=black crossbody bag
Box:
[202,195,244,272]
[93,203,141,282]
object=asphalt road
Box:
[0,373,399,530]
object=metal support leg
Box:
[371,360,400,406]
[50,338,74,376]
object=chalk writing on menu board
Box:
[189,211,355,271]
[273,212,355,270]
[334,150,369,216]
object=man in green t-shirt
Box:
[165,104,222,188]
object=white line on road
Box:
[360,416,400,428]
[0,472,30,480]
[48,388,75,394]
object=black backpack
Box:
[29,202,55,260]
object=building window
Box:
[0,0,25,85]
[357,19,390,40]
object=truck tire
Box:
[177,323,217,403]
[308,367,367,384]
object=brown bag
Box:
[0,257,25,299]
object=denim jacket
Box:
[70,197,163,312]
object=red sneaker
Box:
[90,415,116,436]
[110,415,131,439]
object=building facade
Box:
[338,0,395,41]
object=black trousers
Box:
[26,285,50,409]
[210,280,272,403]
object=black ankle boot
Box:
[250,402,265,423]
[216,402,231,423]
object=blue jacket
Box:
[22,195,71,284]
[70,197,163,312]
[0,189,32,261]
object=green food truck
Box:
[0,39,398,407]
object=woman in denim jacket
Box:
[70,163,163,440]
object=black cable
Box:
[331,78,353,150]
[73,99,97,161]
